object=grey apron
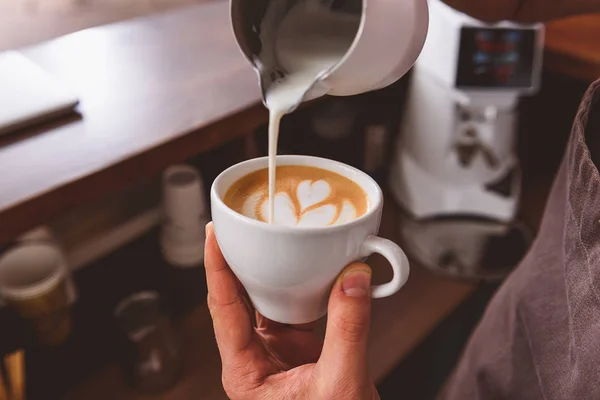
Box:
[440,78,600,400]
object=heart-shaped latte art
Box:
[248,179,358,227]
[296,180,331,212]
[260,192,298,225]
[241,192,262,220]
[298,204,337,227]
[337,200,357,224]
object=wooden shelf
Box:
[64,197,477,400]
[544,14,600,82]
[0,1,266,243]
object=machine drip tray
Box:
[397,210,534,282]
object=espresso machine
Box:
[389,0,545,281]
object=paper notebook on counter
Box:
[0,51,79,136]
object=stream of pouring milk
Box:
[264,0,360,223]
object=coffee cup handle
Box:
[359,235,410,298]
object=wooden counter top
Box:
[544,14,600,82]
[65,198,477,400]
[0,1,266,243]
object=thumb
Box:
[318,262,372,376]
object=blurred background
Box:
[0,0,598,399]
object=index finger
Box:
[205,222,253,360]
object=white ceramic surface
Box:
[316,0,430,98]
[230,0,429,104]
[211,155,410,324]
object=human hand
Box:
[443,0,600,22]
[205,222,380,400]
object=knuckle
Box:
[222,379,253,400]
[207,293,214,315]
[317,379,375,400]
[222,360,265,399]
[207,293,219,319]
[207,292,244,317]
[221,377,239,398]
[332,314,368,343]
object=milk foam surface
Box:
[240,180,359,227]
[223,166,369,228]
[263,0,360,224]
[265,1,360,114]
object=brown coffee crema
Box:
[223,165,369,225]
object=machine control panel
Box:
[455,27,540,90]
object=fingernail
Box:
[342,268,371,298]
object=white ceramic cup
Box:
[211,155,410,324]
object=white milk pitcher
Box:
[231,0,429,110]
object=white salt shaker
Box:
[160,164,209,268]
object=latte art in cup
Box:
[223,166,369,227]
